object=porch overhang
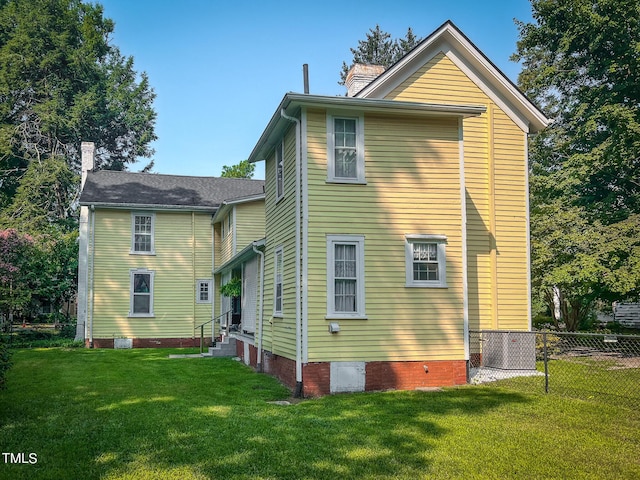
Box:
[214,238,266,275]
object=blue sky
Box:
[98,0,534,179]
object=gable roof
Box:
[355,20,550,133]
[80,170,265,211]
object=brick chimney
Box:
[346,63,385,97]
[81,142,95,189]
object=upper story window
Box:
[131,213,155,254]
[405,234,447,288]
[327,113,365,183]
[221,212,232,238]
[326,235,366,318]
[275,140,284,201]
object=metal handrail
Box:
[198,310,232,354]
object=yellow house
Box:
[77,21,548,396]
[76,161,264,348]
[236,21,549,396]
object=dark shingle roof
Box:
[80,170,264,210]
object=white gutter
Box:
[252,242,265,372]
[79,202,218,212]
[280,108,303,395]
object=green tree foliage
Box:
[0,0,157,209]
[0,157,78,233]
[339,26,422,86]
[514,0,640,329]
[0,229,35,330]
[221,159,255,179]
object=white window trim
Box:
[196,279,213,304]
[273,246,284,317]
[326,235,366,319]
[129,269,155,317]
[130,212,155,255]
[405,234,448,288]
[275,139,285,202]
[326,112,365,184]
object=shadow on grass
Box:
[1,349,530,480]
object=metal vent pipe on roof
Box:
[303,64,309,94]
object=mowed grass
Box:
[1,349,639,480]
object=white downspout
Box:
[281,108,303,396]
[88,205,96,347]
[211,219,216,340]
[253,242,265,372]
[459,119,470,362]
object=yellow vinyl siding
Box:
[91,209,213,339]
[306,109,465,362]
[386,52,530,332]
[219,213,233,264]
[262,125,298,359]
[235,202,265,248]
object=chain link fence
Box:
[469,330,640,407]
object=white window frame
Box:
[129,269,155,317]
[326,235,366,319]
[405,234,447,288]
[326,112,365,183]
[130,212,155,255]
[275,139,285,202]
[274,246,283,316]
[196,279,212,304]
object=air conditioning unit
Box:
[482,331,536,370]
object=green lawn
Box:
[1,348,639,480]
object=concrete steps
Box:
[207,336,237,357]
[168,337,237,359]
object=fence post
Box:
[543,331,549,394]
[200,325,204,354]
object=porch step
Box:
[208,337,237,357]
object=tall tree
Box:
[339,26,422,86]
[0,0,157,210]
[513,0,640,329]
[221,159,255,179]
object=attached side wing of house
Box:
[76,149,265,349]
[239,21,549,396]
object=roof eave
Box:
[247,93,486,163]
[211,193,265,224]
[79,201,219,212]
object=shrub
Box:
[0,335,12,389]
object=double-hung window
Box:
[196,279,212,304]
[405,235,447,288]
[275,140,284,201]
[130,269,154,316]
[327,113,365,183]
[274,247,283,316]
[327,235,366,318]
[131,213,155,254]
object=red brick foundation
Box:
[235,338,469,397]
[366,360,467,391]
[90,337,207,349]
